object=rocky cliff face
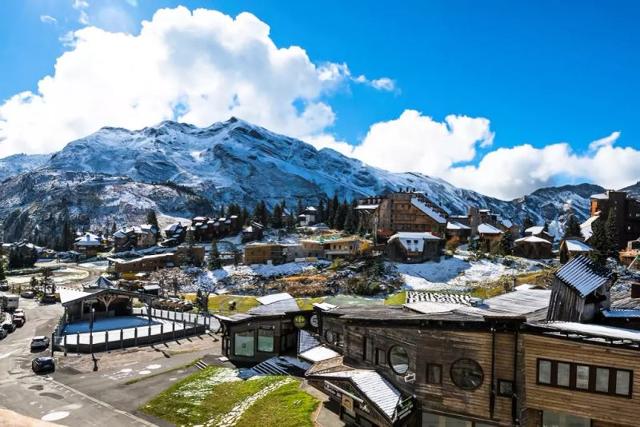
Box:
[0,117,611,244]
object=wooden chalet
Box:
[385,232,442,263]
[559,239,593,263]
[524,226,554,243]
[513,236,552,259]
[241,221,265,243]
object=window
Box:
[535,359,633,398]
[426,363,442,384]
[595,367,609,393]
[498,380,514,397]
[234,330,254,357]
[450,358,484,390]
[575,365,589,390]
[556,362,570,387]
[388,345,410,375]
[537,360,552,384]
[542,411,590,427]
[257,328,274,353]
[363,337,373,361]
[376,348,386,365]
[616,370,631,396]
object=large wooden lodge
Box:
[216,256,640,427]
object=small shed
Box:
[547,255,615,322]
[559,239,593,263]
[386,232,442,263]
[513,236,552,259]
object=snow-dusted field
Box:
[391,253,544,291]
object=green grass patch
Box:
[141,367,317,426]
[184,293,260,314]
[384,291,406,305]
[236,380,319,427]
[296,297,325,310]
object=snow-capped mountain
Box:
[0,117,611,243]
[0,153,50,181]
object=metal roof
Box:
[556,255,614,297]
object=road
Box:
[0,265,158,426]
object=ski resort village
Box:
[2,181,640,427]
[2,2,640,427]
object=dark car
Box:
[12,316,24,327]
[32,357,55,374]
[0,328,7,339]
[40,294,57,304]
[1,322,16,333]
[20,290,36,299]
[30,336,50,351]
[0,281,9,291]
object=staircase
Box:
[195,359,209,371]
[251,358,289,375]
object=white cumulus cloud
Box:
[0,6,386,157]
[40,15,58,25]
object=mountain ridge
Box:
[0,117,615,244]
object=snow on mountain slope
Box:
[0,153,50,181]
[0,117,612,243]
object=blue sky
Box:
[0,1,639,199]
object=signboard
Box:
[293,315,307,329]
[310,314,319,328]
[341,395,354,412]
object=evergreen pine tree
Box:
[497,231,514,256]
[272,203,283,229]
[605,209,619,259]
[563,214,582,239]
[522,217,534,236]
[146,209,160,238]
[208,240,222,270]
[318,199,326,223]
[343,200,357,234]
[589,217,608,266]
[241,207,250,226]
[334,200,348,230]
[0,257,5,281]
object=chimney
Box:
[631,282,640,299]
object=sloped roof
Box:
[580,215,599,240]
[515,235,552,245]
[388,232,441,253]
[539,321,640,343]
[525,225,545,235]
[313,369,401,418]
[256,293,293,305]
[446,221,471,231]
[75,233,101,246]
[564,239,592,253]
[555,255,614,297]
[410,198,446,224]
[477,223,502,234]
[299,345,340,362]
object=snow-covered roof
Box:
[499,218,514,228]
[515,236,552,245]
[355,204,379,210]
[580,215,599,240]
[59,288,93,304]
[75,233,101,246]
[540,321,640,343]
[313,369,401,418]
[305,206,317,212]
[256,292,294,305]
[113,230,128,238]
[477,223,502,234]
[556,255,614,297]
[446,221,471,231]
[299,345,341,362]
[410,198,447,224]
[389,232,441,253]
[164,222,182,232]
[313,302,337,311]
[564,239,592,253]
[591,193,608,200]
[525,225,545,235]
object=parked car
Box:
[12,316,24,327]
[40,294,57,304]
[1,321,16,333]
[32,357,55,374]
[13,308,26,320]
[20,290,36,299]
[0,281,9,291]
[30,336,50,351]
[0,328,7,339]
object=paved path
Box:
[0,290,157,426]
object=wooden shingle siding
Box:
[522,333,640,426]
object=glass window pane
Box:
[257,328,274,352]
[538,360,552,384]
[616,370,631,396]
[234,330,254,357]
[450,359,484,390]
[575,365,589,390]
[543,411,590,427]
[557,362,570,387]
[595,368,610,392]
[427,364,442,384]
[389,345,410,374]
